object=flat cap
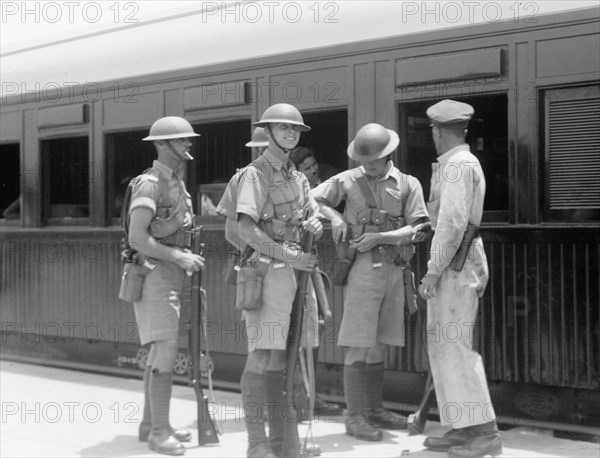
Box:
[426,99,474,128]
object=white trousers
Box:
[427,266,496,429]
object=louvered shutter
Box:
[544,85,600,219]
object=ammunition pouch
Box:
[118,256,157,303]
[234,254,270,312]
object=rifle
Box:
[189,225,220,445]
[281,230,315,458]
[407,371,436,435]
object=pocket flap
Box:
[274,203,293,221]
[357,208,372,224]
[271,219,287,237]
[371,209,388,225]
[260,204,275,221]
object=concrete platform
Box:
[1,360,598,458]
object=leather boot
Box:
[424,428,472,452]
[448,422,503,458]
[148,371,185,456]
[345,413,383,442]
[148,432,185,456]
[139,423,192,443]
[366,406,407,430]
[313,397,344,417]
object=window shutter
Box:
[545,85,600,212]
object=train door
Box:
[0,143,20,221]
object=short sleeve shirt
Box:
[311,162,428,226]
[129,160,194,238]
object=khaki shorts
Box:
[243,262,319,352]
[133,260,186,346]
[337,252,406,348]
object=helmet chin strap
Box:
[266,125,292,155]
[166,139,193,161]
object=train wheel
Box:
[136,348,149,370]
[173,352,190,375]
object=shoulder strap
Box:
[353,168,412,216]
[355,174,379,208]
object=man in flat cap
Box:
[418,100,502,457]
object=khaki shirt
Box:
[129,160,194,239]
[311,161,428,226]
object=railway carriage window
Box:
[298,110,349,178]
[41,137,89,223]
[399,95,509,222]
[0,143,20,221]
[542,84,600,222]
[191,120,251,218]
[105,130,155,222]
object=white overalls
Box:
[426,144,495,428]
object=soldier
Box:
[126,116,205,456]
[418,100,502,457]
[217,104,323,458]
[311,123,430,441]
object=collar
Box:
[262,149,296,173]
[152,160,183,180]
[360,160,397,183]
[437,144,470,165]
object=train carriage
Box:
[1,1,599,434]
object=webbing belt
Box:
[159,230,193,249]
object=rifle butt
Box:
[195,387,219,445]
[407,373,436,436]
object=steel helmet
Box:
[253,103,311,132]
[347,123,399,161]
[245,127,269,147]
[142,116,200,141]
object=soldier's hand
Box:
[302,215,323,239]
[288,250,317,272]
[411,222,432,243]
[350,232,381,253]
[174,250,205,275]
[331,216,348,244]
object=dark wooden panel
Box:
[102,90,162,128]
[396,48,503,86]
[38,104,88,128]
[537,34,600,78]
[185,81,249,110]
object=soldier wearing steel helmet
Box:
[126,116,205,456]
[311,123,430,442]
[217,104,323,458]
